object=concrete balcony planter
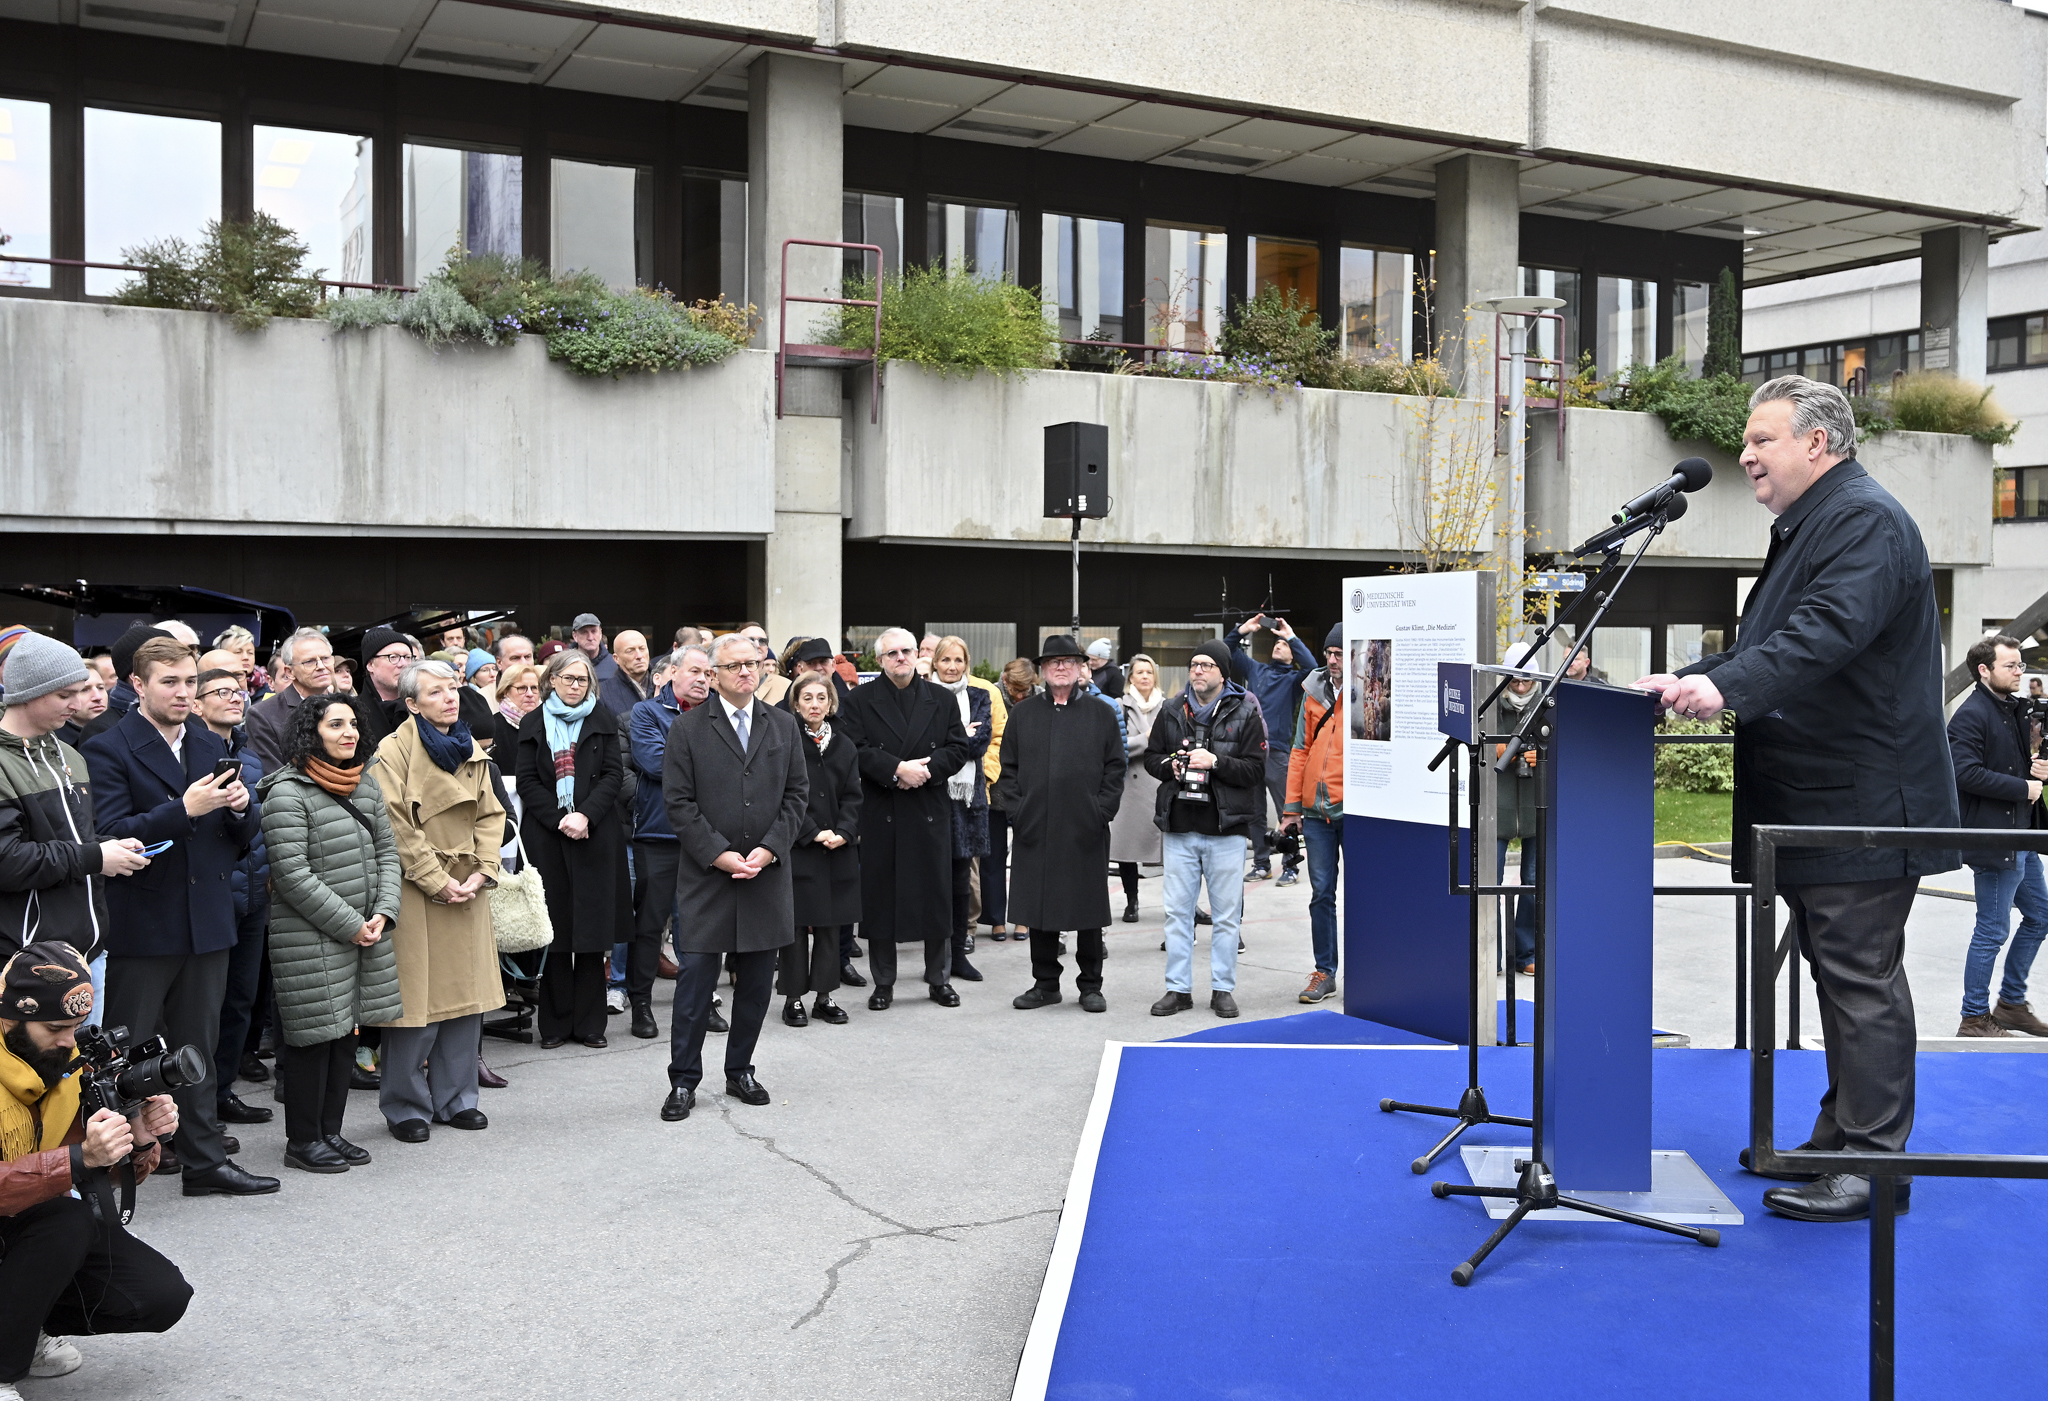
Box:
[848,360,1497,557]
[1529,406,1993,567]
[0,299,774,537]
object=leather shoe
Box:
[155,1143,181,1175]
[325,1134,371,1165]
[630,1002,659,1039]
[849,940,865,958]
[539,1036,567,1049]
[477,1056,509,1089]
[182,1160,282,1196]
[1079,991,1107,1013]
[1151,991,1193,1016]
[237,1051,271,1083]
[813,997,848,1024]
[581,1033,608,1049]
[389,1118,430,1144]
[951,958,983,982]
[725,1073,771,1106]
[1763,1173,1912,1222]
[438,1108,488,1131]
[661,1086,695,1121]
[1739,1142,1823,1182]
[1014,984,1063,1009]
[839,960,868,988]
[783,998,810,1027]
[221,1135,240,1156]
[283,1139,349,1174]
[868,986,894,1011]
[1211,991,1240,1019]
[349,1065,380,1091]
[1121,898,1139,924]
[930,983,961,1007]
[963,932,977,954]
[708,1005,729,1034]
[218,1092,272,1125]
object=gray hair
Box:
[398,658,460,702]
[874,627,916,656]
[711,632,757,665]
[675,644,713,669]
[1750,374,1857,457]
[279,625,330,668]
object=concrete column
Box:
[1920,225,1989,383]
[748,51,845,649]
[1432,153,1522,398]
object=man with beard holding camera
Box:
[0,942,191,1399]
[1947,633,2048,1038]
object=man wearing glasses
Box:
[352,626,415,750]
[193,664,275,1135]
[245,627,338,774]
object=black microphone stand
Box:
[1380,517,1662,1171]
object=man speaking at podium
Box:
[1638,375,1957,1224]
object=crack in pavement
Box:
[717,1099,1060,1328]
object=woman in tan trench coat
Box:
[369,659,506,1144]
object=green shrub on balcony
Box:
[112,213,322,331]
[1884,372,2018,445]
[820,265,1060,377]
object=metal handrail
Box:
[777,239,882,422]
[0,253,413,294]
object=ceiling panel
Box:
[941,111,1070,146]
[573,23,736,69]
[842,90,957,133]
[1746,198,1877,226]
[548,53,697,101]
[1512,160,1641,195]
[1830,210,1954,237]
[1257,153,1385,188]
[418,0,582,48]
[1598,205,1724,232]
[1207,117,1343,153]
[245,9,402,63]
[1093,101,1239,139]
[1590,174,1720,204]
[1753,248,1874,276]
[1154,144,1281,173]
[1826,235,1922,260]
[978,85,1132,125]
[850,66,1011,107]
[1039,125,1187,161]
[1751,225,1868,252]
[404,45,545,79]
[1660,186,1805,217]
[1317,132,1454,168]
[262,0,418,23]
[1349,169,1437,198]
[1531,194,1649,220]
[0,1,60,19]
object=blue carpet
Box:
[1041,1046,2048,1400]
[1167,1003,1542,1047]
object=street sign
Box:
[1529,571,1587,593]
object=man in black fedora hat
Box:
[1000,635,1126,1013]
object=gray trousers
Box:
[103,950,231,1175]
[1785,876,1918,1155]
[377,1014,484,1126]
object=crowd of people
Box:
[0,604,1349,1393]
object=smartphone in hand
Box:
[139,839,175,857]
[212,758,240,785]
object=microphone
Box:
[1570,458,1711,556]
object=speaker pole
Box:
[1070,514,1082,637]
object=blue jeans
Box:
[1495,839,1539,966]
[1162,831,1247,993]
[1964,850,2048,1016]
[1303,814,1342,975]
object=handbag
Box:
[488,823,553,954]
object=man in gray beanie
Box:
[0,636,152,970]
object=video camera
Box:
[2017,694,2048,757]
[1170,729,1213,804]
[1266,825,1301,862]
[75,1024,205,1123]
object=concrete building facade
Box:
[1,0,2043,665]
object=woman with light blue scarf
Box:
[513,649,630,1047]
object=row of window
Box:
[1997,465,2048,521]
[1739,335,1925,391]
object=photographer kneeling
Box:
[0,942,191,1398]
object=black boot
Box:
[1121,896,1139,924]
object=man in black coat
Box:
[658,633,808,1122]
[1640,375,1958,1223]
[81,637,277,1197]
[836,627,973,1010]
[1946,633,2048,1038]
[1001,636,1125,1013]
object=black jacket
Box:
[1142,684,1268,836]
[1678,459,1958,884]
[837,677,973,944]
[791,726,863,928]
[996,689,1125,931]
[514,703,629,955]
[0,730,109,958]
[1948,682,2042,871]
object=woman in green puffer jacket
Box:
[257,694,403,1176]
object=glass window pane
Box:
[85,107,221,296]
[1673,280,1709,374]
[1518,266,1578,369]
[926,199,1015,280]
[842,191,901,286]
[1801,344,1834,385]
[1997,470,2018,520]
[1339,245,1413,362]
[2028,315,2048,367]
[0,97,53,290]
[1595,275,1657,375]
[2024,467,2048,521]
[683,172,747,305]
[1040,212,1125,344]
[1588,626,1648,685]
[403,143,521,284]
[550,158,649,289]
[1666,623,1706,670]
[254,125,372,289]
[1248,234,1319,312]
[1145,224,1227,352]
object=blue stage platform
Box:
[1012,1030,2048,1400]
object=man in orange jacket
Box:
[1283,625,1346,1004]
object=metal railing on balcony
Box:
[0,253,413,296]
[777,239,882,422]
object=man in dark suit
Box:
[81,636,278,1197]
[836,627,974,1011]
[1640,375,1957,1223]
[657,633,808,1122]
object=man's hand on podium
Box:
[1636,672,1726,722]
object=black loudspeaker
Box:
[1043,422,1110,519]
